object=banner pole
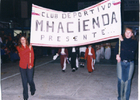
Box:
[119,0,123,56]
[118,39,121,56]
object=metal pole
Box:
[121,0,124,33]
[119,0,124,55]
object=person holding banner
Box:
[16,36,36,100]
[53,47,68,72]
[115,27,137,100]
[69,47,79,72]
[85,45,96,73]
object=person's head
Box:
[88,44,92,48]
[18,36,29,48]
[124,27,134,39]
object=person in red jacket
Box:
[85,45,96,73]
[53,48,69,72]
[16,36,36,100]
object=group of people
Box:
[95,43,112,62]
[53,45,96,73]
[2,26,138,100]
[0,32,28,63]
[53,42,112,73]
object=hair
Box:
[123,27,135,40]
[18,36,29,48]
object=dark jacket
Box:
[115,38,137,61]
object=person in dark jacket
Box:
[69,47,79,72]
[115,27,137,100]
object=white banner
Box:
[30,0,121,47]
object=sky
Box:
[0,0,139,22]
[1,0,102,20]
[31,0,102,12]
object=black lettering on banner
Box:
[67,13,71,18]
[92,17,100,29]
[78,12,82,17]
[57,36,60,42]
[46,13,49,18]
[84,11,88,16]
[46,21,54,32]
[41,35,45,40]
[50,14,54,18]
[101,5,105,10]
[83,20,90,31]
[66,36,69,42]
[97,7,100,12]
[73,36,77,41]
[42,12,45,17]
[97,3,111,12]
[67,22,74,33]
[62,13,66,19]
[92,32,96,37]
[108,3,111,8]
[111,12,117,24]
[78,19,80,32]
[73,12,77,18]
[36,20,43,31]
[102,14,109,26]
[83,35,87,40]
[57,22,64,33]
[55,14,58,19]
[90,9,94,14]
[49,35,52,41]
[102,29,105,35]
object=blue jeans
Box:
[20,67,36,99]
[117,61,134,100]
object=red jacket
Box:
[58,48,68,57]
[16,45,34,69]
[85,47,96,59]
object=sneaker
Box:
[72,69,75,72]
[62,70,65,72]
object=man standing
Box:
[85,45,96,73]
[69,47,79,72]
[53,47,68,72]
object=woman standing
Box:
[115,27,137,100]
[16,36,36,100]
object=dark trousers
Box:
[71,52,76,69]
[20,67,36,99]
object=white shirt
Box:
[72,47,76,52]
[88,47,92,55]
[61,48,66,54]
